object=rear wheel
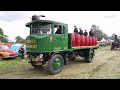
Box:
[47,54,64,75]
[84,49,94,63]
[0,55,3,60]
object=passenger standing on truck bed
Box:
[78,28,83,35]
[84,29,88,36]
[89,29,95,37]
[74,26,78,34]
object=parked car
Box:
[0,45,18,60]
[10,44,23,57]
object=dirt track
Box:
[0,46,120,79]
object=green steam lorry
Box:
[25,15,97,75]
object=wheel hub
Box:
[53,59,61,71]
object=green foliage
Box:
[15,36,26,43]
[0,28,4,35]
[110,33,116,40]
[0,28,9,43]
[16,39,26,43]
[1,37,9,43]
[91,25,108,41]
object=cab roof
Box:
[26,20,68,27]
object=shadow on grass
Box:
[25,67,51,76]
[3,58,16,60]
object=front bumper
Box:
[4,54,18,58]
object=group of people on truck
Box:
[74,26,95,37]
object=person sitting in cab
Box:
[55,26,62,34]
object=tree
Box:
[91,24,97,30]
[103,33,108,40]
[15,36,23,42]
[110,33,116,40]
[94,29,103,41]
[0,28,9,43]
[91,25,108,41]
[15,36,26,43]
[1,37,9,43]
[0,28,4,35]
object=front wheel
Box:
[47,54,64,75]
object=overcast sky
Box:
[0,11,120,41]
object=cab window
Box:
[54,25,62,34]
[30,22,52,35]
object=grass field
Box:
[1,46,120,79]
[0,57,30,75]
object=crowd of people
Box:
[73,26,95,37]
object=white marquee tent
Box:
[101,38,107,42]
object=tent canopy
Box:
[101,38,107,42]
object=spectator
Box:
[84,29,88,36]
[78,28,83,35]
[89,29,95,37]
[74,26,78,33]
[18,45,25,61]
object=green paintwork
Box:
[52,23,68,51]
[26,34,53,52]
[26,19,68,53]
[53,58,62,71]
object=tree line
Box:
[0,28,26,43]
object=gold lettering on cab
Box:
[54,47,61,50]
[26,40,36,43]
[26,45,37,48]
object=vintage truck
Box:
[25,15,97,75]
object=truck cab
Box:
[26,15,68,53]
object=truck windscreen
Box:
[31,23,52,35]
